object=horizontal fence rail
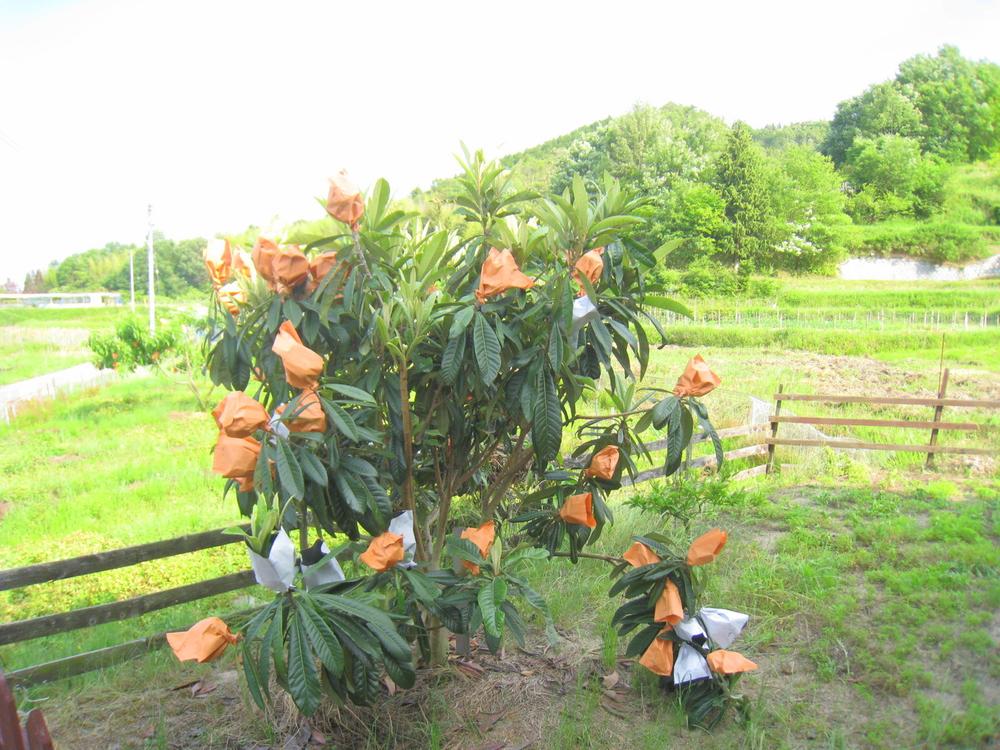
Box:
[766,370,999,473]
[0,525,248,592]
[0,571,255,646]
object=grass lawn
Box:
[1,287,998,748]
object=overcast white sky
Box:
[1,0,998,284]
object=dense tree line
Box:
[415,45,999,286]
[23,235,211,297]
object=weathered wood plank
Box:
[773,394,1000,409]
[770,415,980,431]
[0,525,248,592]
[731,464,768,482]
[5,633,169,687]
[0,571,255,646]
[764,438,997,455]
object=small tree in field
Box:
[199,152,745,719]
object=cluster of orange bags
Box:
[270,321,327,433]
[622,531,758,679]
[251,237,341,297]
[211,391,265,491]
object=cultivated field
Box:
[0,278,997,748]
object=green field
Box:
[1,286,998,749]
[0,304,199,385]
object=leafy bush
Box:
[87,317,182,371]
[202,156,726,719]
[626,473,762,528]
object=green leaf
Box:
[298,450,327,487]
[326,383,376,404]
[275,440,305,500]
[531,367,562,463]
[449,305,475,339]
[241,641,267,710]
[322,399,360,442]
[643,295,692,317]
[296,597,346,676]
[477,577,507,638]
[547,329,563,371]
[473,313,501,386]
[441,332,466,386]
[288,612,321,715]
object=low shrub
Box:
[87,317,182,372]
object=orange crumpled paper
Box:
[216,281,246,316]
[654,578,684,625]
[573,247,604,294]
[310,252,340,283]
[326,170,365,228]
[475,248,535,304]
[232,248,256,279]
[213,392,269,438]
[276,388,327,433]
[167,616,239,663]
[639,631,674,676]
[460,520,496,575]
[687,528,727,566]
[622,541,661,568]
[251,237,280,285]
[706,649,758,675]
[360,532,405,572]
[674,354,721,398]
[559,492,597,529]
[271,245,310,293]
[204,238,232,288]
[212,434,260,491]
[584,445,620,480]
[272,321,324,390]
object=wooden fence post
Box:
[766,384,783,474]
[926,368,950,470]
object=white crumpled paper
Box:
[698,607,749,649]
[673,616,707,643]
[673,643,712,685]
[301,540,346,590]
[248,527,297,592]
[571,295,600,337]
[389,510,418,569]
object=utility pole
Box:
[129,247,135,311]
[146,204,155,334]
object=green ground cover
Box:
[1,294,997,748]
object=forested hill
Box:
[417,45,1000,280]
[20,45,1000,296]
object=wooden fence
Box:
[0,423,768,688]
[0,526,251,687]
[765,369,1000,473]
